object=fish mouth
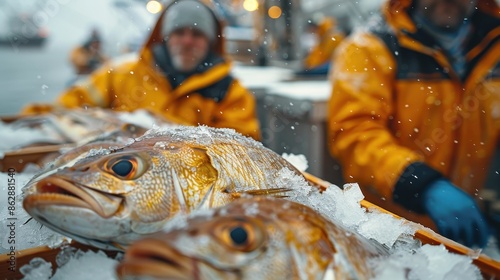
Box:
[23,176,124,218]
[116,238,198,280]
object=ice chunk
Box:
[281,153,309,172]
[56,246,78,267]
[371,261,408,280]
[371,245,429,280]
[51,249,120,280]
[370,244,482,280]
[342,183,365,203]
[359,212,415,247]
[322,183,368,229]
[479,237,500,261]
[421,244,482,280]
[20,257,52,280]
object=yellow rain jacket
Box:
[328,0,500,212]
[304,18,345,69]
[69,45,107,75]
[25,1,261,141]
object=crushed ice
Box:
[20,248,122,280]
[116,109,177,129]
[282,153,309,172]
[0,166,68,254]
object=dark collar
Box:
[151,43,224,89]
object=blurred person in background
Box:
[328,0,500,248]
[24,0,261,140]
[70,29,108,75]
[302,17,345,75]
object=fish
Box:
[4,108,170,151]
[22,126,307,250]
[116,196,388,280]
[7,108,127,147]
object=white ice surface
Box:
[20,257,53,280]
[51,249,120,280]
[0,121,60,153]
[231,65,295,89]
[232,65,332,101]
[267,81,332,101]
[0,165,68,254]
[20,249,121,280]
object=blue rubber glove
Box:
[422,179,490,248]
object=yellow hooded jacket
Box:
[25,1,261,141]
[69,45,107,75]
[304,18,345,69]
[328,0,500,212]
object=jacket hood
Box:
[383,0,500,33]
[317,17,335,38]
[140,0,225,58]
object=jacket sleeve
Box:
[20,65,113,114]
[216,80,261,141]
[327,32,424,199]
[56,66,113,109]
[70,47,88,73]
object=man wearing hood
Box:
[70,29,107,75]
[25,0,261,140]
[328,0,500,248]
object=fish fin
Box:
[270,195,290,199]
[171,169,187,212]
[230,188,293,198]
[197,183,215,210]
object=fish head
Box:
[117,197,342,279]
[23,137,220,250]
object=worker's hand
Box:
[422,179,490,248]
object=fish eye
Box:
[216,219,262,252]
[230,226,248,245]
[103,154,149,180]
[112,160,133,177]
